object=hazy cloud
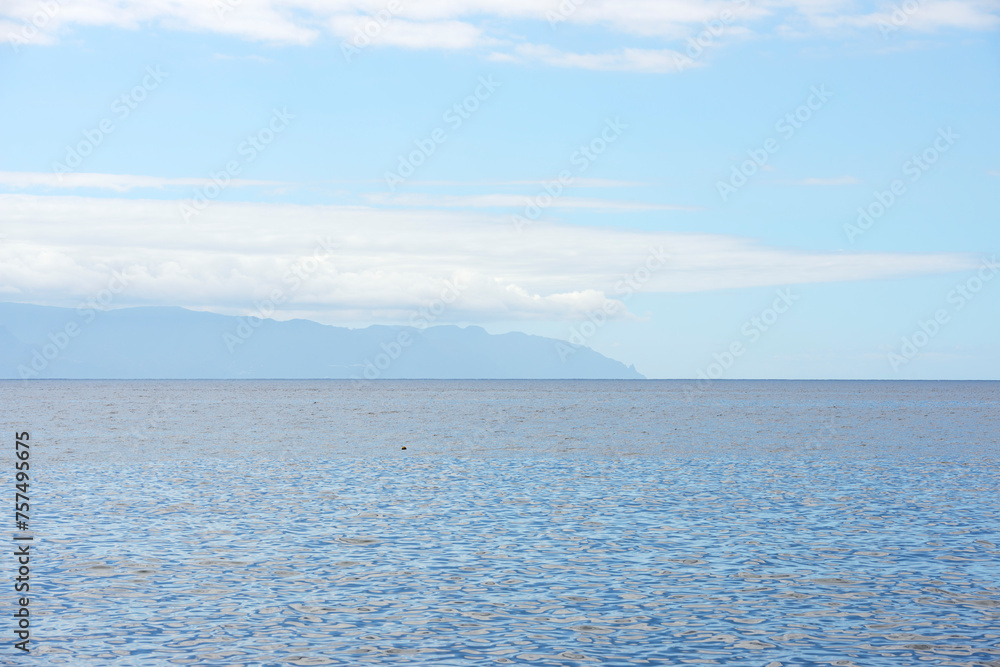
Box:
[3,0,995,71]
[365,192,701,211]
[0,171,286,192]
[780,176,862,186]
[0,193,977,324]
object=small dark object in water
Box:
[401,446,407,450]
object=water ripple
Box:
[27,456,1000,665]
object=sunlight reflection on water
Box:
[7,381,1000,665]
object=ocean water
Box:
[3,380,999,665]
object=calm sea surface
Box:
[3,380,999,665]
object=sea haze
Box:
[5,380,999,665]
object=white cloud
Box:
[0,193,977,324]
[0,171,286,192]
[407,178,651,187]
[4,0,993,66]
[781,176,861,185]
[329,16,486,50]
[213,53,274,63]
[554,178,650,188]
[365,192,701,211]
[780,0,1000,35]
[0,0,319,46]
[493,44,698,73]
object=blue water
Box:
[4,380,999,665]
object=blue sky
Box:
[1,0,998,379]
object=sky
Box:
[0,0,998,379]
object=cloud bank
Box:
[3,0,997,71]
[0,193,976,324]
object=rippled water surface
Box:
[4,381,999,665]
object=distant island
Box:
[0,302,643,380]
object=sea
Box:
[3,380,999,666]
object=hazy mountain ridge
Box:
[0,302,644,379]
